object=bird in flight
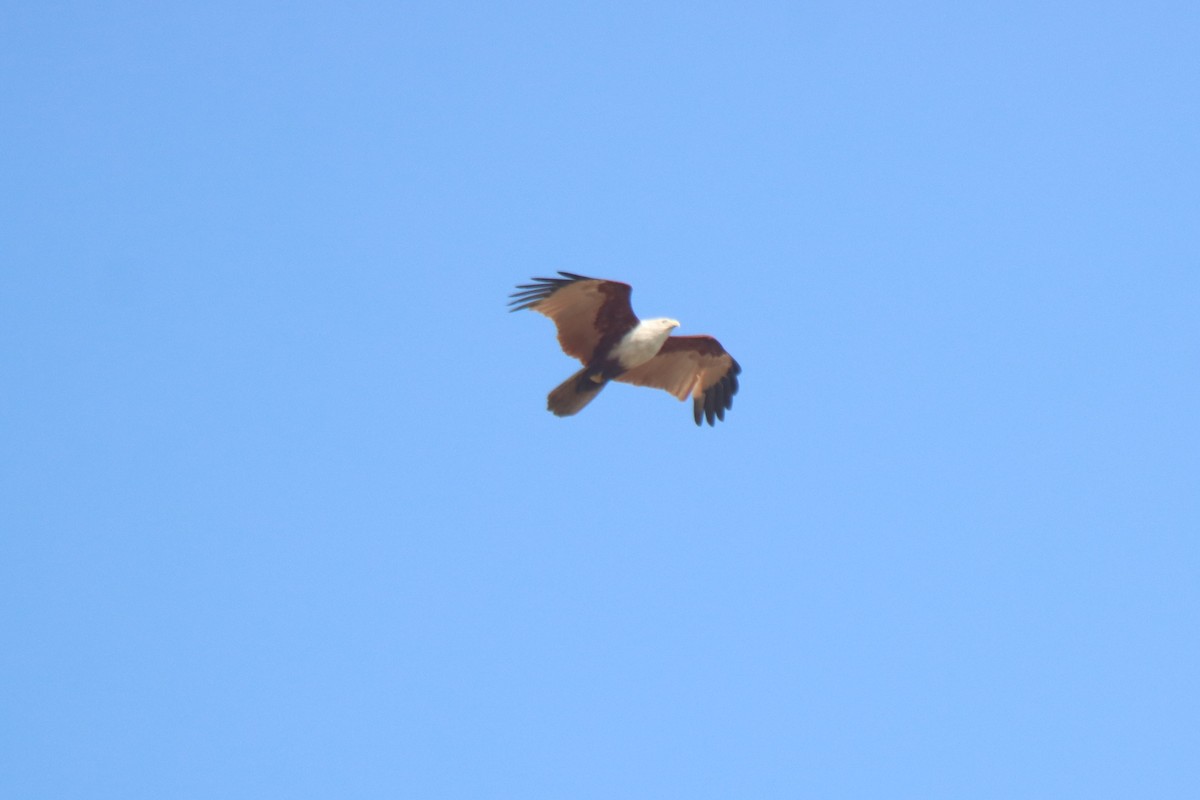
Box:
[509,272,741,426]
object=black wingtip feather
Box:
[693,361,741,427]
[507,272,600,312]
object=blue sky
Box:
[2,2,1198,797]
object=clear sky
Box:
[3,2,1198,798]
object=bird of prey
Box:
[509,272,741,426]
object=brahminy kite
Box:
[509,272,741,426]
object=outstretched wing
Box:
[615,335,741,426]
[509,272,639,363]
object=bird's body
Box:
[509,272,741,426]
[612,318,681,370]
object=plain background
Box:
[3,2,1198,797]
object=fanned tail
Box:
[546,368,606,417]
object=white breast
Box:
[612,320,673,369]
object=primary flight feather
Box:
[509,272,741,426]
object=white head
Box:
[649,317,681,333]
[616,317,681,368]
